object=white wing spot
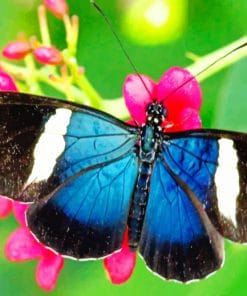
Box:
[25,108,72,185]
[215,139,240,227]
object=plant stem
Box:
[187,36,247,82]
[62,49,103,107]
[24,55,42,94]
[38,5,51,46]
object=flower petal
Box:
[36,250,64,291]
[157,67,202,117]
[124,74,156,124]
[164,107,202,132]
[104,231,136,284]
[178,108,202,130]
[12,202,29,226]
[0,69,18,92]
[5,227,44,261]
[0,196,12,218]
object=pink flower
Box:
[2,41,31,60]
[0,69,18,92]
[104,67,202,284]
[124,66,202,131]
[1,197,64,291]
[104,230,136,284]
[44,0,68,19]
[33,46,63,65]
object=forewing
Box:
[0,92,138,202]
[162,129,247,242]
[139,157,224,282]
[27,152,138,259]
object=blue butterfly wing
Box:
[0,92,138,202]
[139,156,224,282]
[163,130,247,243]
[140,130,247,282]
[0,92,140,258]
[27,152,138,259]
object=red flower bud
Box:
[43,0,68,19]
[2,41,31,60]
[33,46,63,65]
[0,70,18,92]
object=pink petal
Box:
[104,231,136,284]
[36,250,64,291]
[5,227,44,261]
[124,74,156,125]
[0,196,12,218]
[164,108,202,132]
[12,201,29,226]
[157,67,202,119]
[178,108,202,130]
[0,69,18,92]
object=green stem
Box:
[62,49,103,107]
[24,55,42,94]
[63,14,79,57]
[63,15,79,56]
[0,60,29,77]
[38,5,51,46]
[187,36,247,82]
[0,59,89,103]
[35,69,90,103]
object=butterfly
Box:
[0,90,246,283]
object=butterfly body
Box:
[0,92,247,282]
[128,102,165,250]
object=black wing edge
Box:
[163,128,246,141]
[0,91,139,133]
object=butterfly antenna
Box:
[91,0,152,98]
[164,41,247,100]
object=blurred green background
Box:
[0,0,246,295]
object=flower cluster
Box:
[0,0,203,292]
[0,198,63,291]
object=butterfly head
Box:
[146,102,167,127]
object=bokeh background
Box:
[0,0,246,295]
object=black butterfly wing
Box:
[140,129,247,282]
[0,92,140,258]
[0,92,138,202]
[27,152,138,259]
[161,129,247,243]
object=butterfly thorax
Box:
[140,102,166,160]
[128,102,166,250]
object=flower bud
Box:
[33,46,63,65]
[43,0,68,19]
[0,70,18,91]
[2,41,31,60]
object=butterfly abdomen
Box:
[128,161,153,250]
[128,124,159,250]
